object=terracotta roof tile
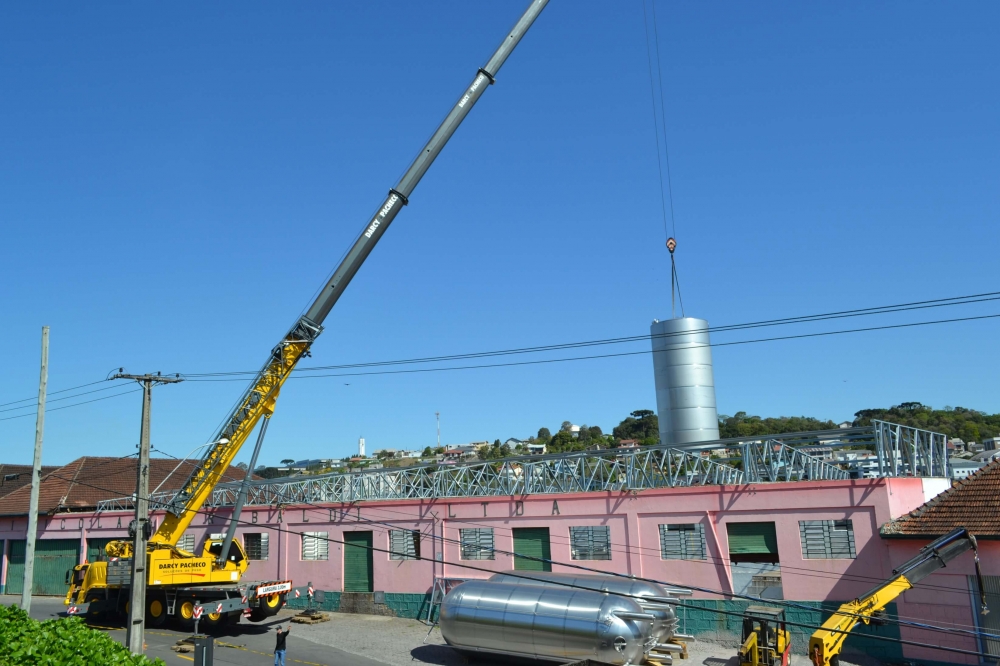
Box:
[0,457,251,516]
[0,464,59,499]
[882,459,1000,538]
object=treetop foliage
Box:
[717,412,836,439]
[853,402,999,441]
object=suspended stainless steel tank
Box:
[439,580,656,665]
[650,317,720,447]
[488,571,680,643]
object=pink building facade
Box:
[1,476,987,664]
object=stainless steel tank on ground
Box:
[439,580,657,665]
[488,571,683,645]
[650,317,720,447]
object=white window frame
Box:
[460,528,495,560]
[570,526,612,561]
[301,531,330,561]
[659,523,708,560]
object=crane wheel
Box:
[85,594,104,621]
[203,607,227,631]
[262,593,283,617]
[146,596,167,627]
[177,600,196,629]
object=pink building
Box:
[2,456,996,664]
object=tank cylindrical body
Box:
[488,571,678,642]
[650,317,720,447]
[440,580,655,665]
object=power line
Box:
[0,388,142,422]
[178,291,1000,378]
[45,471,996,658]
[0,383,126,415]
[181,311,1000,382]
[0,379,110,409]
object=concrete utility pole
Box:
[113,372,182,655]
[21,326,49,613]
[436,412,441,450]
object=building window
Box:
[799,520,856,559]
[389,530,420,560]
[570,526,611,561]
[244,533,269,561]
[301,532,329,561]
[460,528,495,560]
[177,533,196,553]
[659,523,707,560]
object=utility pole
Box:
[113,372,182,655]
[21,326,49,613]
[436,412,441,450]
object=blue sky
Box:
[2,1,998,467]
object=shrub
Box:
[0,604,165,665]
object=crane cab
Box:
[739,605,791,666]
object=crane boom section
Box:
[149,0,549,547]
[808,527,985,666]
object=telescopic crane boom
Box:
[147,0,549,549]
[809,527,989,666]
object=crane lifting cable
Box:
[641,0,684,317]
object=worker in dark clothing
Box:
[274,624,290,666]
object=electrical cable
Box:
[46,471,997,658]
[0,383,128,415]
[176,291,1000,378]
[179,312,1000,382]
[0,379,110,409]
[0,388,143,422]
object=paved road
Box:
[3,595,389,666]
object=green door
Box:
[33,539,81,595]
[343,531,373,593]
[6,540,26,595]
[86,538,115,563]
[512,527,551,571]
[726,522,779,561]
[5,538,80,595]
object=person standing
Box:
[274,624,291,666]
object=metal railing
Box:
[96,421,944,512]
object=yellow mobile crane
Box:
[65,0,549,628]
[808,527,990,666]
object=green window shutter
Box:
[726,522,778,555]
[343,531,373,593]
[512,527,551,572]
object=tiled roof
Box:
[0,464,60,499]
[882,459,1000,538]
[0,457,251,516]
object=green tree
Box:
[852,403,999,441]
[422,446,433,457]
[613,410,659,445]
[280,458,295,466]
[537,427,551,443]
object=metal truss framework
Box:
[96,421,945,512]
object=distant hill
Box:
[718,403,999,442]
[853,402,999,441]
[718,413,837,439]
